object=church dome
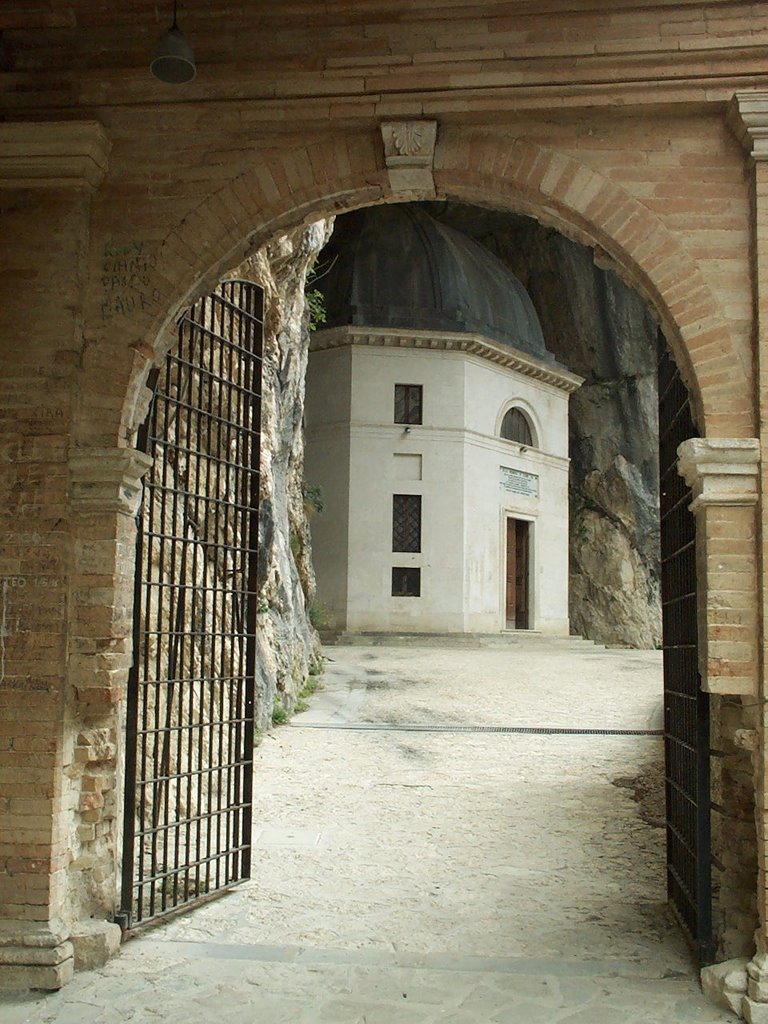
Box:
[317,204,554,362]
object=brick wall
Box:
[0,187,89,985]
[0,0,766,997]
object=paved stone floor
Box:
[2,637,736,1022]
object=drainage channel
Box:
[291,723,662,736]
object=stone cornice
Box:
[727,91,768,161]
[311,326,584,394]
[3,45,768,118]
[677,437,760,511]
[0,121,111,189]
[69,447,153,517]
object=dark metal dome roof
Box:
[317,204,554,362]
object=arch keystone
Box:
[380,120,438,198]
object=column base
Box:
[744,998,768,1023]
[740,952,768,1022]
[0,918,121,990]
[70,920,121,970]
[0,920,75,991]
[701,957,749,1016]
[0,942,74,991]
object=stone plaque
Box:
[500,467,539,498]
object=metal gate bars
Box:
[120,280,263,928]
[657,335,714,965]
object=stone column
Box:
[728,92,768,1023]
[0,122,116,990]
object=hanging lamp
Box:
[151,0,196,84]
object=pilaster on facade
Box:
[677,438,760,697]
[0,121,111,190]
[725,93,768,1022]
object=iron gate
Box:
[657,334,714,964]
[120,279,263,928]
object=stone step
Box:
[324,630,611,651]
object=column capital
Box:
[380,120,438,199]
[677,437,760,512]
[69,446,152,517]
[728,92,768,161]
[0,121,111,189]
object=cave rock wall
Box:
[236,220,332,728]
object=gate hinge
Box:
[114,911,131,933]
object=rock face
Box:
[237,220,332,728]
[121,226,331,894]
[429,204,662,647]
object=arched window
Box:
[500,407,534,446]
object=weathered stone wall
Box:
[430,205,661,648]
[711,695,759,959]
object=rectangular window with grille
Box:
[392,493,422,552]
[394,383,423,424]
[392,567,421,597]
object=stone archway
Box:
[62,123,761,991]
[107,121,759,695]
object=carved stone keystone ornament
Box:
[380,120,438,198]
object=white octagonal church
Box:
[304,205,583,635]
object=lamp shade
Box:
[151,25,196,84]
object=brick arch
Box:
[101,132,389,447]
[105,128,750,443]
[433,129,751,439]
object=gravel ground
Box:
[1,637,735,1024]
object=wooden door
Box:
[515,521,530,629]
[506,518,530,630]
[505,519,517,627]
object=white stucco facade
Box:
[304,326,582,635]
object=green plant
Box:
[302,483,325,516]
[308,654,326,677]
[294,698,309,714]
[305,288,327,332]
[301,677,321,697]
[308,601,326,629]
[271,694,289,726]
[299,674,323,700]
